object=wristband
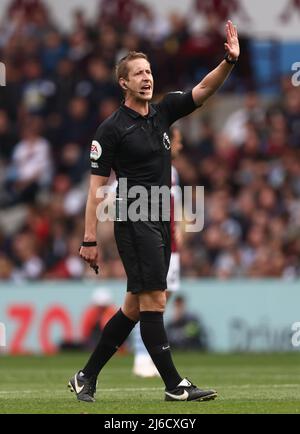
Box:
[79,242,99,274]
[81,241,97,247]
[224,53,238,65]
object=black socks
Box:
[82,309,182,391]
[140,311,182,390]
[82,309,137,378]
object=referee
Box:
[69,20,240,402]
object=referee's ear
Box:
[119,78,127,91]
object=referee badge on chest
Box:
[90,140,102,160]
[163,132,171,150]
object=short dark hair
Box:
[115,51,149,81]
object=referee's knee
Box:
[122,306,140,322]
[139,290,167,313]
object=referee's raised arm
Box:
[192,20,240,107]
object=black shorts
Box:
[114,220,171,293]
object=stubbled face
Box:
[171,128,183,159]
[122,58,154,102]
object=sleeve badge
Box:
[90,140,102,160]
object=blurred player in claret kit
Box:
[69,20,240,403]
[133,126,183,378]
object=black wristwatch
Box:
[224,53,238,65]
[81,241,97,247]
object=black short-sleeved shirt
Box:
[90,91,198,193]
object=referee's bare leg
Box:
[122,292,140,322]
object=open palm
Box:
[224,20,240,60]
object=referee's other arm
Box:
[79,174,108,267]
[192,20,240,107]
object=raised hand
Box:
[224,20,240,61]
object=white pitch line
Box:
[222,384,300,389]
[0,384,299,396]
[0,387,163,395]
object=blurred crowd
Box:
[0,0,300,281]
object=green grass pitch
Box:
[0,352,300,414]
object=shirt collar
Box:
[121,103,157,119]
